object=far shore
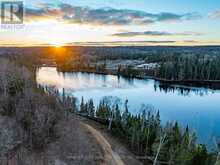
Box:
[37,64,220,90]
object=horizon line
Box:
[1,41,220,48]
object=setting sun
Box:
[51,42,64,48]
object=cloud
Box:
[112,31,203,37]
[25,3,201,25]
[67,41,176,46]
[64,40,201,46]
[25,4,63,21]
[209,10,220,19]
[156,12,200,22]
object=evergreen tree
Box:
[80,97,85,113]
[88,99,95,117]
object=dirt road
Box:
[83,123,125,165]
[80,116,143,165]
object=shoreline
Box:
[47,65,220,90]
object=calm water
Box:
[36,67,220,146]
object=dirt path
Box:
[83,123,125,165]
[45,115,106,165]
[79,116,143,165]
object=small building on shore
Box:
[135,63,160,70]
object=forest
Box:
[153,54,220,80]
[2,46,220,82]
[48,46,220,82]
[1,47,220,164]
[77,96,218,165]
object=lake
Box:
[36,67,220,147]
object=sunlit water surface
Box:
[36,67,220,147]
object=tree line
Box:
[154,54,220,81]
[78,96,219,165]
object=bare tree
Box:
[100,96,121,130]
[153,131,167,165]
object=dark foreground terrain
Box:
[0,58,142,165]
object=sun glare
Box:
[50,41,65,48]
[53,43,63,48]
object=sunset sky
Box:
[1,0,220,46]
